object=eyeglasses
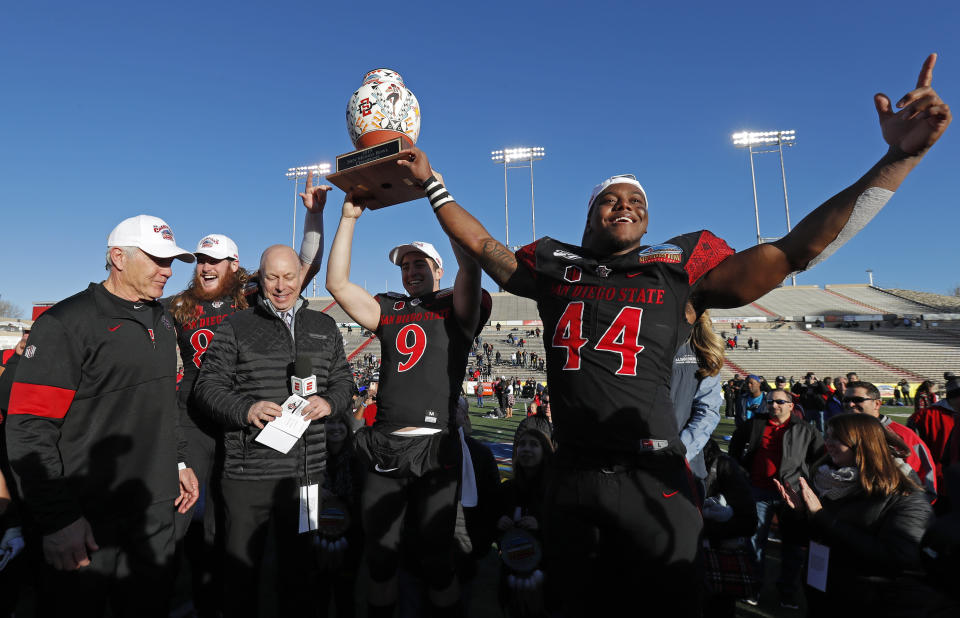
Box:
[843,396,878,404]
[769,399,792,405]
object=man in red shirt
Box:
[729,389,824,608]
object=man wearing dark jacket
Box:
[194,245,355,618]
[5,215,199,617]
[729,389,824,608]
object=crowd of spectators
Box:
[710,367,960,614]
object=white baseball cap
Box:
[107,215,195,262]
[587,174,648,209]
[388,241,443,269]
[194,234,240,261]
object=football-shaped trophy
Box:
[326,69,425,209]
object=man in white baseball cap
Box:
[103,214,195,301]
[5,213,199,616]
[107,214,196,263]
[388,241,443,271]
[325,193,490,617]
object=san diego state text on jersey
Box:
[516,230,733,454]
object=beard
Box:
[189,270,239,302]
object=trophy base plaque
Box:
[326,138,424,209]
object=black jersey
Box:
[374,288,491,432]
[515,231,733,456]
[169,297,238,408]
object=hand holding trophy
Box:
[326,69,425,209]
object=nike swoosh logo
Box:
[662,490,679,498]
[374,464,399,473]
[108,324,122,332]
[626,272,645,278]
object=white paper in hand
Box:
[254,394,311,454]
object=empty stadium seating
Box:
[722,327,918,383]
[886,288,960,312]
[824,285,931,314]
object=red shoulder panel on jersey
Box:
[1,349,14,365]
[8,383,76,419]
[685,231,735,285]
[515,241,538,278]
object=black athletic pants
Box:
[543,454,704,617]
[220,476,319,618]
[37,502,176,618]
[361,464,459,590]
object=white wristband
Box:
[423,176,454,211]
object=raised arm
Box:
[297,171,332,293]
[324,195,381,332]
[450,239,484,339]
[397,151,537,298]
[693,54,951,312]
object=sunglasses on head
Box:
[843,396,878,404]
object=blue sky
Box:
[2,1,958,315]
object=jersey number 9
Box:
[396,324,427,372]
[190,328,215,368]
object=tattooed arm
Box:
[397,149,537,298]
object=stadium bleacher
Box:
[885,288,960,312]
[740,286,870,318]
[824,284,931,315]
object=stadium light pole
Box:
[491,147,546,247]
[732,130,797,285]
[285,162,331,297]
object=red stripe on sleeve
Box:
[685,230,735,285]
[8,382,76,419]
[515,241,538,277]
[2,349,14,364]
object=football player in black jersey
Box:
[397,56,951,615]
[166,173,331,616]
[326,192,490,618]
